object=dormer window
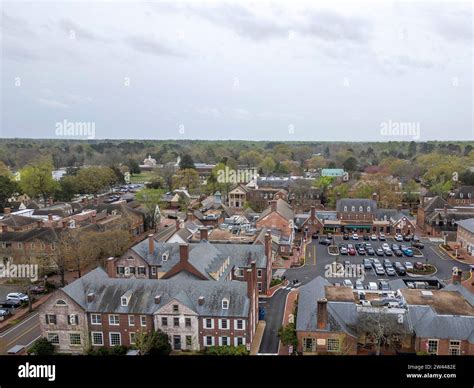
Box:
[162,252,169,261]
[367,206,371,212]
[173,304,179,313]
[460,193,464,198]
[343,206,348,212]
[351,206,355,212]
[359,206,363,212]
[222,298,229,310]
[121,297,128,306]
[121,290,132,307]
[469,193,472,199]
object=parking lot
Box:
[304,234,473,290]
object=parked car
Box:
[326,233,333,240]
[375,248,384,256]
[375,265,385,276]
[29,285,46,295]
[383,259,393,268]
[311,233,319,239]
[0,300,21,309]
[370,234,377,240]
[363,258,372,270]
[355,280,364,290]
[404,262,414,271]
[372,258,381,267]
[378,233,386,241]
[401,245,414,257]
[394,249,403,257]
[363,234,369,241]
[412,242,424,249]
[378,280,390,291]
[395,234,403,242]
[394,264,406,276]
[319,238,331,245]
[352,233,359,240]
[384,249,393,256]
[339,245,348,255]
[403,234,413,241]
[382,243,390,250]
[391,243,400,251]
[414,262,424,270]
[367,282,378,291]
[366,247,375,256]
[385,267,396,276]
[343,279,353,288]
[0,308,10,317]
[343,234,349,240]
[412,235,420,242]
[347,244,356,256]
[6,293,28,303]
[357,247,366,255]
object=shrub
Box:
[204,345,249,356]
[28,338,55,355]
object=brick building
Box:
[455,218,474,256]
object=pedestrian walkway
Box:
[250,321,266,355]
[278,289,299,355]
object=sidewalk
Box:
[443,242,474,265]
[278,289,298,355]
[250,321,266,355]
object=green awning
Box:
[344,225,371,229]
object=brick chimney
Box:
[91,213,96,224]
[264,232,272,261]
[154,295,162,304]
[317,298,328,330]
[336,192,341,201]
[3,207,11,215]
[199,227,208,241]
[48,213,53,222]
[37,220,43,229]
[106,257,115,278]
[187,212,194,222]
[179,243,189,263]
[270,200,277,212]
[198,296,205,305]
[452,267,462,284]
[310,206,316,219]
[62,220,67,229]
[176,218,181,230]
[148,234,155,254]
[1,225,7,233]
[372,192,377,201]
[87,292,95,303]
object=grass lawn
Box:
[129,171,155,183]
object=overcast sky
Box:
[1,0,472,141]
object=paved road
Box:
[257,236,472,355]
[0,312,41,354]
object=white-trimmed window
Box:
[47,332,59,345]
[45,314,57,325]
[128,315,135,326]
[151,267,157,275]
[140,315,147,327]
[109,332,121,346]
[257,282,262,292]
[343,206,348,212]
[91,332,103,346]
[222,298,229,310]
[327,338,340,352]
[235,319,245,330]
[69,333,81,346]
[67,314,79,325]
[428,339,439,355]
[138,266,146,275]
[234,337,245,346]
[257,269,262,278]
[204,336,214,347]
[204,318,214,329]
[219,336,230,346]
[161,317,168,327]
[108,314,120,326]
[185,317,191,328]
[91,314,102,325]
[129,332,137,345]
[219,319,229,330]
[449,340,461,355]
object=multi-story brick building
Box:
[39,263,259,353]
[448,186,474,206]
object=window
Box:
[117,266,124,275]
[17,242,23,249]
[128,315,135,326]
[303,338,315,352]
[55,299,67,306]
[108,314,120,326]
[109,332,121,346]
[91,332,103,346]
[173,317,180,327]
[449,340,461,355]
[222,299,229,310]
[257,269,262,278]
[67,314,79,325]
[427,339,439,355]
[237,268,244,277]
[343,206,347,212]
[359,206,363,212]
[204,336,214,347]
[219,319,229,329]
[185,318,191,328]
[91,314,102,325]
[327,338,340,352]
[235,337,245,346]
[121,297,128,307]
[129,266,136,275]
[161,317,168,327]
[45,314,57,325]
[204,318,214,329]
[258,282,262,292]
[172,304,179,313]
[138,266,146,275]
[351,206,355,212]
[220,336,230,346]
[47,332,59,345]
[235,319,245,330]
[151,267,157,275]
[69,333,81,346]
[140,316,147,327]
[185,336,192,348]
[367,206,371,212]
[129,332,137,345]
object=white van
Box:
[367,282,378,291]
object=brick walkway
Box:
[445,242,474,265]
[250,321,266,355]
[278,289,298,355]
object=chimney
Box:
[270,200,277,212]
[87,293,95,303]
[154,295,162,304]
[187,212,194,222]
[62,220,67,229]
[317,298,328,330]
[48,213,53,222]
[452,267,463,284]
[1,225,7,233]
[310,206,316,219]
[198,296,205,305]
[397,204,402,211]
[94,198,99,206]
[148,234,155,254]
[106,257,115,278]
[200,227,208,241]
[37,220,43,229]
[264,232,272,260]
[176,218,181,230]
[3,207,11,215]
[372,192,377,201]
[336,192,341,201]
[92,214,96,224]
[179,243,189,262]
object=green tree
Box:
[135,330,171,355]
[179,154,195,170]
[135,188,164,229]
[127,159,141,175]
[204,345,249,355]
[28,338,55,355]
[259,156,276,175]
[0,176,19,208]
[19,158,58,205]
[343,157,358,172]
[172,169,200,192]
[278,322,298,348]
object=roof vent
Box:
[198,296,205,305]
[154,295,161,304]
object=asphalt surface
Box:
[258,235,472,354]
[0,312,41,354]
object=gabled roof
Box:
[376,209,415,222]
[0,227,62,243]
[449,186,474,199]
[0,214,38,228]
[455,218,474,234]
[61,267,250,317]
[422,195,450,214]
[259,199,294,221]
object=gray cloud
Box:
[58,18,109,42]
[123,35,184,57]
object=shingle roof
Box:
[259,199,294,221]
[62,267,250,317]
[336,198,377,212]
[423,196,450,213]
[455,218,474,234]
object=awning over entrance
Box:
[344,225,371,229]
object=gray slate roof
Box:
[455,218,474,234]
[62,267,250,317]
[336,198,377,212]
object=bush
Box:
[270,278,283,287]
[135,330,171,355]
[278,323,298,348]
[204,345,249,356]
[28,338,55,355]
